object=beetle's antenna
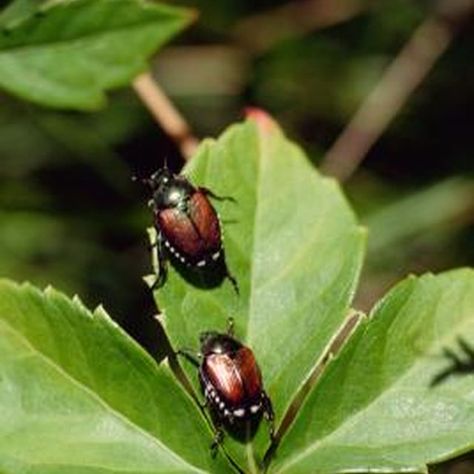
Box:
[226,317,235,336]
[132,174,154,188]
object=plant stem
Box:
[234,0,367,54]
[133,72,198,161]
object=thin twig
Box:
[234,0,368,54]
[321,1,474,181]
[133,72,198,161]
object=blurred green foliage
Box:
[0,91,161,349]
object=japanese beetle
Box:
[140,166,238,292]
[179,320,274,455]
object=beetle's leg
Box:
[175,351,209,410]
[151,232,168,290]
[198,397,209,410]
[224,261,239,295]
[226,271,239,295]
[262,391,275,441]
[176,348,202,367]
[218,249,239,295]
[210,424,224,458]
[157,233,167,283]
[199,187,236,203]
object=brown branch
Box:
[133,72,198,161]
[321,1,474,181]
[234,0,368,54]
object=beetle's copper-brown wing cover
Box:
[158,191,220,262]
[204,347,263,406]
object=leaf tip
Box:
[244,107,278,134]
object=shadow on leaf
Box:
[431,337,474,387]
[170,251,239,293]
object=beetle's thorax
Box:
[154,184,188,210]
[200,332,243,356]
[151,171,194,211]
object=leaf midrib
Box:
[241,123,265,474]
[0,317,205,474]
[244,128,362,473]
[246,122,263,345]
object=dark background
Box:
[0,1,473,470]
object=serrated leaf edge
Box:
[272,268,474,474]
[0,279,209,473]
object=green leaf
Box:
[0,0,192,110]
[0,0,42,26]
[153,113,365,471]
[272,269,474,473]
[0,279,231,473]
